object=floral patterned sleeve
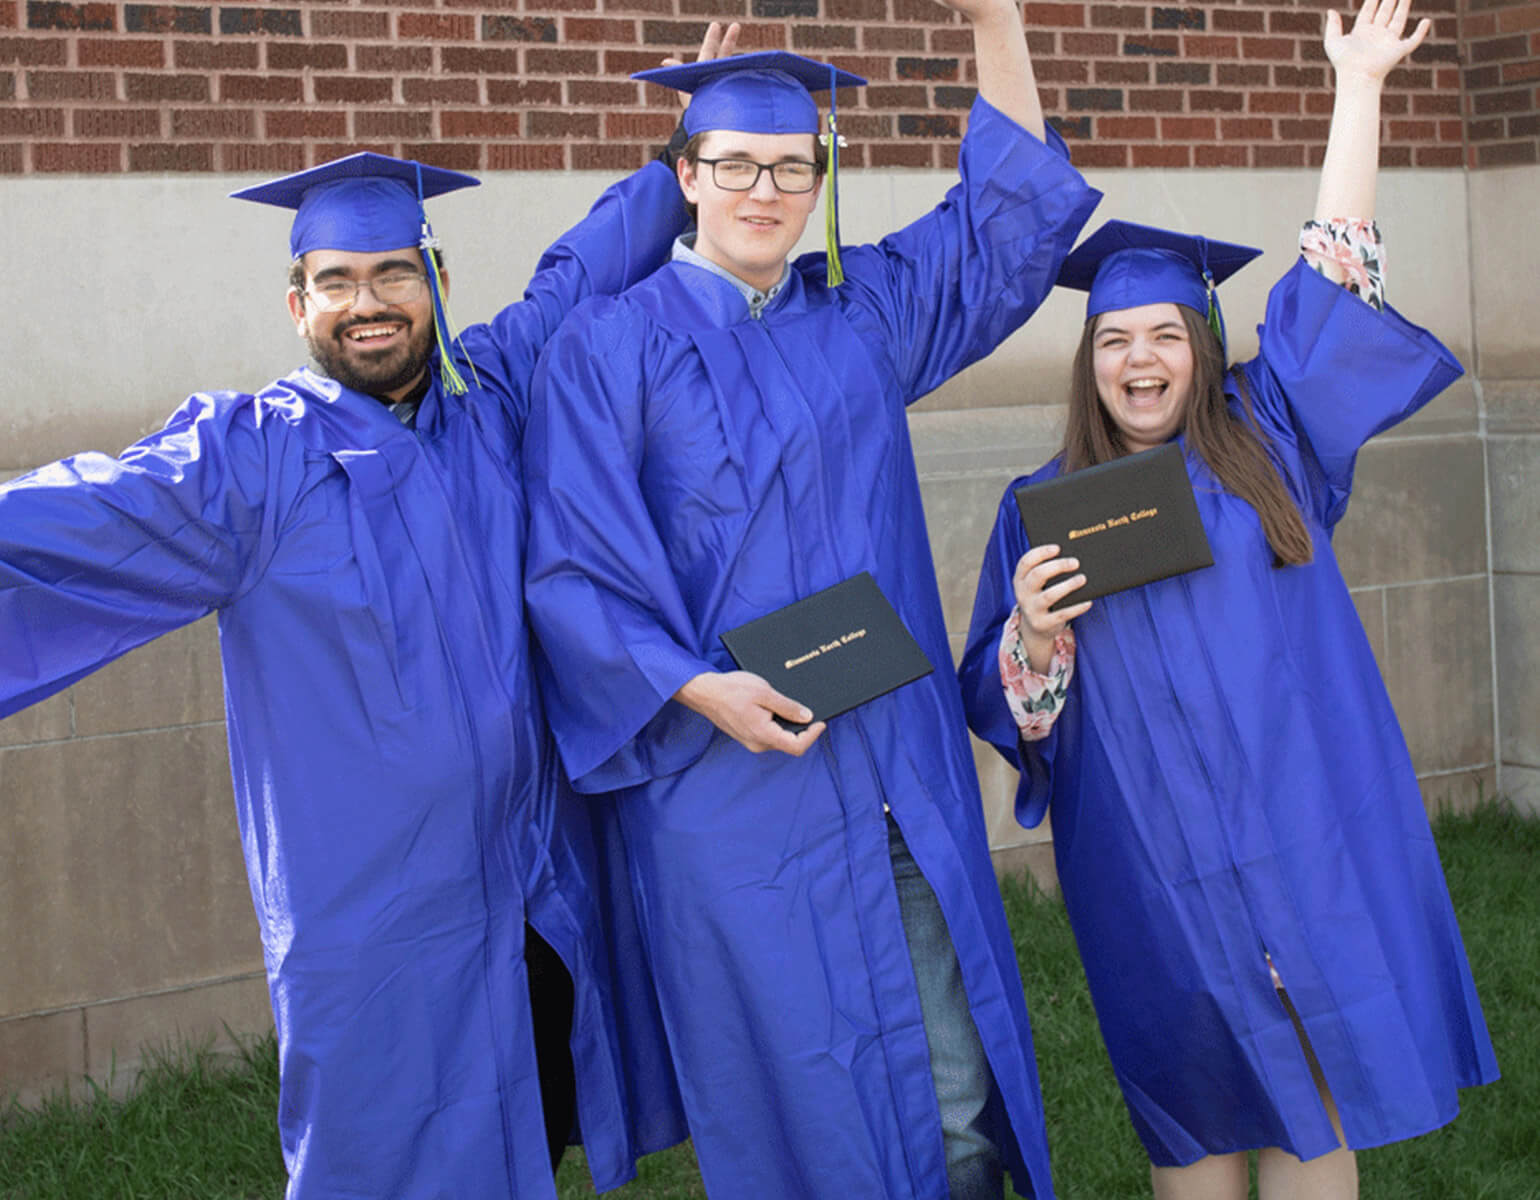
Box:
[998,607,1076,742]
[1300,218,1384,311]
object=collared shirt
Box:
[671,234,788,320]
[381,372,430,427]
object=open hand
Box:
[1012,544,1090,672]
[1324,0,1431,85]
[674,670,827,755]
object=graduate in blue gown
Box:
[0,29,748,1181]
[959,3,1498,1196]
[522,3,1101,1195]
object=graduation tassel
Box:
[823,62,846,287]
[415,164,479,396]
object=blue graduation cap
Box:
[230,153,480,395]
[1058,219,1263,352]
[635,52,867,285]
[634,51,866,138]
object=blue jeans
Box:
[890,816,1004,1200]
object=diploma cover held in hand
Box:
[1014,443,1214,609]
[719,572,934,731]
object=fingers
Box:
[660,20,741,79]
[778,720,827,757]
[1040,569,1089,612]
[760,684,814,728]
[1049,597,1093,622]
[1013,545,1084,607]
[1013,542,1065,579]
[697,20,742,63]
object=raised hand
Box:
[1324,0,1431,85]
[929,0,1044,138]
[1313,0,1429,220]
[657,20,743,98]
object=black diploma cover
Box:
[719,572,934,731]
[1014,443,1214,609]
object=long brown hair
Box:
[1061,304,1312,567]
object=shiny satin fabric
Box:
[0,161,690,1199]
[960,262,1499,1167]
[524,99,1102,1199]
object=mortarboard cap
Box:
[229,152,479,261]
[634,51,866,138]
[634,52,867,287]
[230,152,481,395]
[1058,219,1262,350]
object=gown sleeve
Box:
[465,159,691,420]
[1237,257,1464,531]
[522,302,718,793]
[827,97,1101,404]
[958,476,1058,828]
[0,392,276,718]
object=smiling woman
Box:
[960,3,1500,1197]
[1087,303,1195,454]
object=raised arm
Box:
[1313,0,1431,225]
[941,0,1045,139]
[481,23,740,371]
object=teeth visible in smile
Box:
[347,326,400,341]
[1125,378,1166,395]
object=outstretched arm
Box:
[1314,0,1431,225]
[939,0,1044,139]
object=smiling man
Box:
[0,139,694,1196]
[522,2,1101,1196]
[289,250,439,398]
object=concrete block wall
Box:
[1470,163,1540,814]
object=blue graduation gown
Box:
[0,161,689,1199]
[960,262,1499,1167]
[524,99,1100,1199]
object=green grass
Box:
[0,1034,282,1200]
[5,801,1536,1200]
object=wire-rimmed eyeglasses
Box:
[304,272,430,313]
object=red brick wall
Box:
[0,0,1501,175]
[1462,0,1540,165]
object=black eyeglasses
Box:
[305,272,429,313]
[695,156,821,194]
